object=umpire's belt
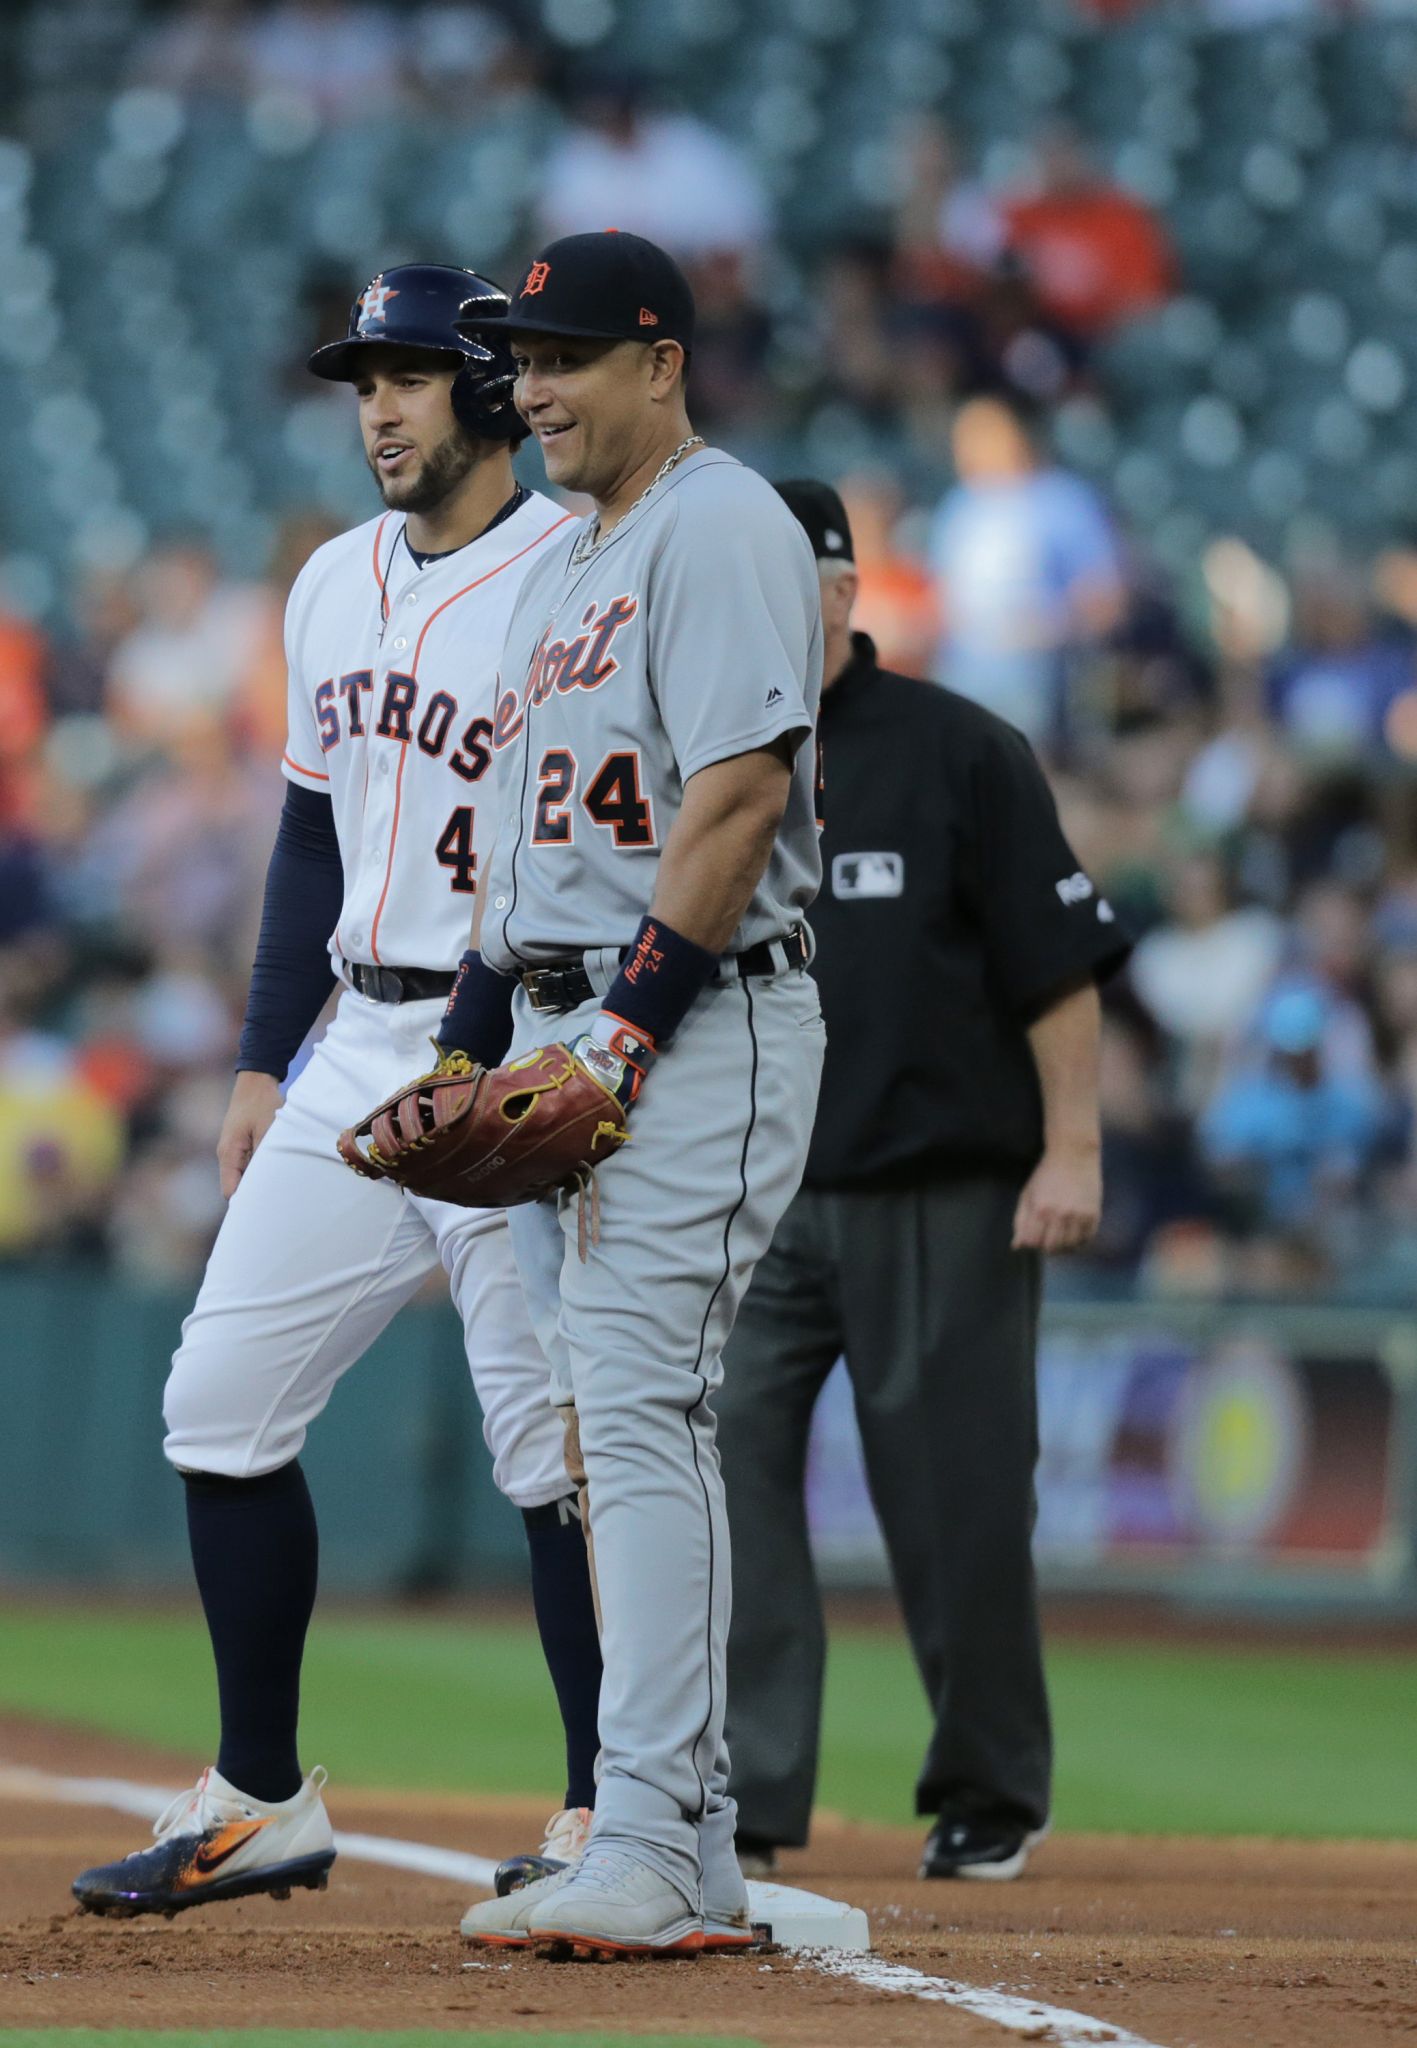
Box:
[521,926,810,1014]
[344,960,458,1005]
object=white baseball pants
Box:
[163,988,566,1509]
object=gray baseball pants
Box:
[505,957,825,1906]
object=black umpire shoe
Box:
[919,1816,1050,1881]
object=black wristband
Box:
[437,949,516,1066]
[601,914,719,1052]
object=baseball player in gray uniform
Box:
[433,232,826,1956]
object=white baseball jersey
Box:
[281,491,575,971]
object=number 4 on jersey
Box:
[534,750,654,848]
[436,806,478,892]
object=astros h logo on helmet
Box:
[357,278,399,329]
[522,261,551,297]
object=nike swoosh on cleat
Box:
[188,1820,266,1878]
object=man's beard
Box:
[369,426,477,513]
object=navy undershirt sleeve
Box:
[236,782,343,1081]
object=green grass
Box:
[0,1607,1413,1839]
[0,2035,758,2047]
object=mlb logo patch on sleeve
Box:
[832,851,904,899]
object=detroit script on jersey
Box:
[492,594,641,747]
[281,493,574,971]
[480,448,825,972]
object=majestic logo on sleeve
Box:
[494,594,639,746]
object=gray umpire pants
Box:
[715,1173,1050,1847]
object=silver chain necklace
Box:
[569,434,704,568]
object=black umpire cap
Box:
[455,231,696,351]
[774,479,855,565]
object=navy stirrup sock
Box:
[182,1461,319,1805]
[522,1494,603,1811]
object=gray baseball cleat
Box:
[699,1804,763,1950]
[525,1845,703,1958]
[462,1865,575,1946]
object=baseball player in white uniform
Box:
[72,266,603,1920]
[430,233,827,1958]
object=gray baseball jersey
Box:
[479,443,828,1906]
[479,446,823,970]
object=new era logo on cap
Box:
[639,307,659,326]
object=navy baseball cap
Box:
[774,479,855,564]
[455,231,696,350]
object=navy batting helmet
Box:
[308,264,522,443]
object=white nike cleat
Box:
[491,1803,593,1897]
[543,1804,594,1861]
[72,1765,335,1918]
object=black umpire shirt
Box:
[805,633,1131,1191]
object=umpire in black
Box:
[717,481,1130,1882]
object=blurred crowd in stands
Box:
[7,0,1417,1297]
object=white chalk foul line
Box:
[806,1948,1168,2046]
[2,1761,1170,2046]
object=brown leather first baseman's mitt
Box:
[336,1045,629,1212]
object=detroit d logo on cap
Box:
[522,261,551,297]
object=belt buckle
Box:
[523,969,554,1012]
[357,965,402,1003]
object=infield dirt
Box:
[1,1714,1413,2047]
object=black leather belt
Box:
[345,961,457,1005]
[521,926,810,1014]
